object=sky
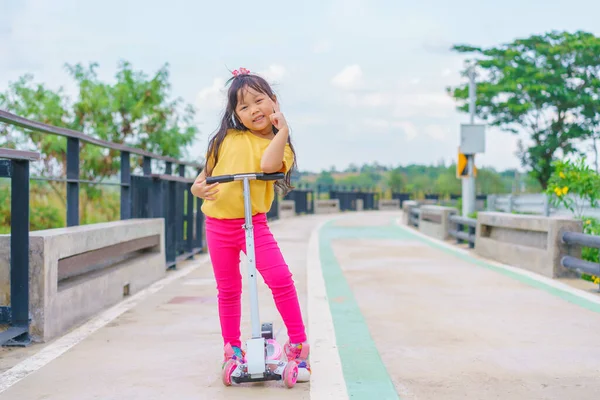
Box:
[2,0,600,173]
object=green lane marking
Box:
[319,220,402,399]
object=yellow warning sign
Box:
[457,149,477,178]
[457,150,468,178]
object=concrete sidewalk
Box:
[2,210,600,400]
[0,214,333,400]
[319,212,600,399]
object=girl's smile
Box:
[235,87,275,136]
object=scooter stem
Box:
[243,177,261,338]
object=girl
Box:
[190,68,310,382]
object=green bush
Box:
[0,183,120,233]
[546,158,600,218]
[580,216,600,285]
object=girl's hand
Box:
[192,179,219,200]
[269,99,288,131]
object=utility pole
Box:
[458,65,485,217]
[462,67,477,216]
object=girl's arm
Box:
[190,162,219,200]
[261,99,290,173]
[261,127,289,173]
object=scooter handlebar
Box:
[206,172,285,185]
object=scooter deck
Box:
[232,371,283,384]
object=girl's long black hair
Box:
[204,72,297,195]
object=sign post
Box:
[460,66,486,216]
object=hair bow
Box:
[232,67,250,76]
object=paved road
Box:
[1,211,600,399]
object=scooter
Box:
[205,172,298,389]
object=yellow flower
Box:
[586,220,591,225]
[561,186,569,195]
[594,277,600,285]
[554,187,562,196]
[559,172,566,178]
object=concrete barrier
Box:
[402,201,419,225]
[378,199,400,210]
[315,199,340,214]
[474,212,583,278]
[279,200,296,219]
[0,218,165,342]
[419,205,458,240]
[356,198,364,211]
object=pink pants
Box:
[205,213,307,348]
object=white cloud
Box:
[392,92,455,119]
[394,121,419,141]
[313,39,332,54]
[360,119,448,142]
[424,124,450,141]
[294,114,326,126]
[331,65,363,90]
[442,68,452,77]
[195,77,227,110]
[261,64,286,82]
[363,92,390,107]
[362,118,391,130]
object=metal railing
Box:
[488,193,600,219]
[0,109,212,345]
[314,184,381,209]
[449,215,477,249]
[328,187,378,211]
[561,231,600,291]
[409,208,420,227]
[0,109,207,268]
[284,184,314,214]
[0,148,40,346]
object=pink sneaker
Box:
[223,343,245,368]
[284,341,311,382]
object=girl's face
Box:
[234,86,275,135]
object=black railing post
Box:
[166,180,177,266]
[186,186,194,254]
[457,223,464,244]
[120,151,131,220]
[66,137,79,226]
[176,165,186,258]
[11,158,30,337]
[468,225,475,248]
[143,156,152,176]
[195,195,204,251]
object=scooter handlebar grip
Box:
[206,175,234,184]
[257,173,285,181]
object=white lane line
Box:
[0,254,211,394]
[307,217,349,399]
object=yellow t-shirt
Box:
[201,129,294,219]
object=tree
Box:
[316,171,335,187]
[581,88,600,172]
[448,30,600,189]
[0,61,199,221]
[476,168,509,194]
[387,168,407,192]
[435,170,461,196]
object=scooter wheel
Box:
[222,359,237,386]
[283,361,298,388]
